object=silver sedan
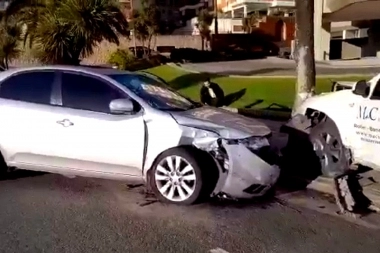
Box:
[0,65,280,205]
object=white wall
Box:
[314,0,331,61]
[186,17,244,34]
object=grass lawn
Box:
[145,65,370,110]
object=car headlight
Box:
[226,136,270,151]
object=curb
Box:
[166,63,199,73]
[166,63,374,78]
[307,176,380,207]
[238,108,291,121]
[220,106,291,123]
[220,106,291,121]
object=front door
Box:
[52,72,145,176]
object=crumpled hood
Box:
[170,106,271,139]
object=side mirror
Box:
[109,98,134,114]
[353,80,369,97]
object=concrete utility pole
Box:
[293,0,316,112]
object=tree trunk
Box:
[293,0,316,113]
[133,31,137,57]
[4,55,8,70]
[213,0,218,35]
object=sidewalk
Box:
[320,57,380,68]
[167,62,376,78]
[308,171,380,207]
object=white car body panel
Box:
[142,110,183,173]
[292,72,380,170]
[47,106,145,176]
[0,65,280,199]
[0,99,62,166]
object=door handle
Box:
[57,119,74,127]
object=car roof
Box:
[0,65,134,80]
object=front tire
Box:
[309,118,350,178]
[0,153,8,179]
[150,147,215,205]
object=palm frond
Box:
[0,17,22,69]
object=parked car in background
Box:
[0,66,280,205]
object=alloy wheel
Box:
[154,155,197,202]
[312,132,342,172]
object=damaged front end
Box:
[187,127,280,199]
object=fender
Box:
[281,90,356,147]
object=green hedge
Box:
[107,49,168,71]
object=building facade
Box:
[217,0,295,18]
[316,0,380,61]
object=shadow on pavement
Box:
[0,169,47,181]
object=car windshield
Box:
[108,73,198,111]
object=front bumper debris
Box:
[216,141,280,199]
[193,136,280,199]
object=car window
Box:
[0,71,55,105]
[109,74,196,111]
[61,73,126,113]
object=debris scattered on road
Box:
[139,199,158,207]
[126,184,144,189]
[334,175,355,216]
[334,173,380,218]
[209,248,230,253]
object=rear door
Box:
[0,70,62,168]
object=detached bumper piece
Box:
[216,140,280,199]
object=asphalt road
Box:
[1,170,380,253]
[181,58,380,76]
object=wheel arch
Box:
[144,145,219,183]
[305,107,352,149]
[0,147,7,167]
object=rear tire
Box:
[149,147,217,205]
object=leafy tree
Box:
[242,12,259,34]
[129,0,160,57]
[5,0,129,65]
[196,9,214,51]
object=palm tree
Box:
[129,1,160,57]
[5,0,130,65]
[0,14,22,70]
[5,0,53,48]
[197,9,214,51]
